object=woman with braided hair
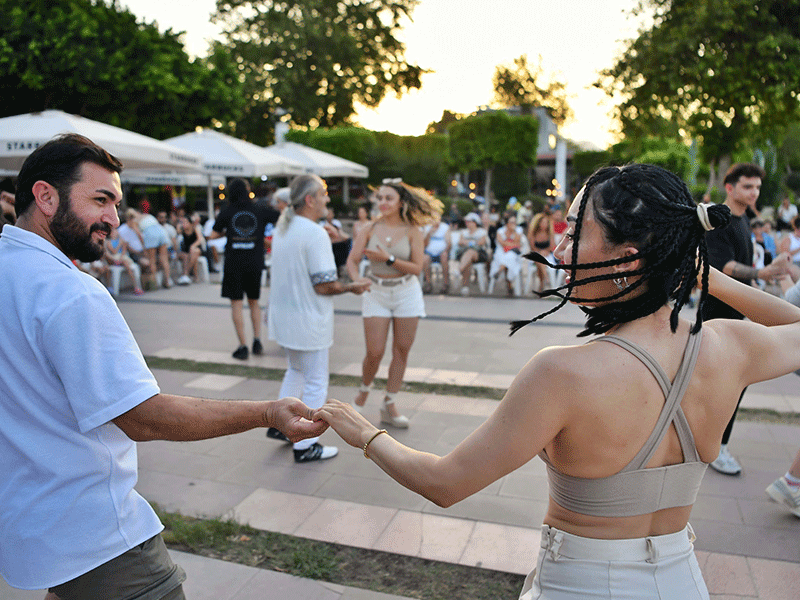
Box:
[317,164,800,598]
[346,179,442,428]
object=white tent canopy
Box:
[120,169,224,188]
[164,129,308,215]
[264,141,368,204]
[263,141,368,178]
[0,110,202,173]
[164,129,307,178]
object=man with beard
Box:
[0,134,328,599]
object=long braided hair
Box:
[510,164,731,337]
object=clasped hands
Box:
[272,397,379,449]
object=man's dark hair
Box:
[227,178,251,204]
[15,134,122,218]
[511,163,732,337]
[723,163,765,187]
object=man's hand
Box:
[348,279,372,295]
[322,223,346,243]
[266,397,329,442]
[760,252,792,281]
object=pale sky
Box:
[121,0,645,149]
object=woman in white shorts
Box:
[346,179,442,428]
[319,164,800,599]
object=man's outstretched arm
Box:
[113,394,328,442]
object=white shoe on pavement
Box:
[709,445,742,475]
[293,443,338,463]
[177,275,192,285]
[765,476,800,517]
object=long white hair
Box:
[276,174,325,234]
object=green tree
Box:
[213,0,425,144]
[449,112,538,201]
[426,110,465,134]
[0,0,243,139]
[286,126,450,192]
[598,0,800,190]
[492,54,572,126]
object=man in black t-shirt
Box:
[701,163,791,475]
[210,178,278,360]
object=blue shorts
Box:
[142,225,170,249]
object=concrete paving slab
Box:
[458,521,540,574]
[184,373,247,391]
[232,489,325,534]
[372,511,475,564]
[294,499,398,549]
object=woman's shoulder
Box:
[517,343,595,388]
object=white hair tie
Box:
[696,203,713,232]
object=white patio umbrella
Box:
[164,129,307,215]
[120,169,224,188]
[263,141,368,204]
[0,110,202,173]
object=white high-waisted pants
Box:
[278,348,329,450]
[519,524,708,600]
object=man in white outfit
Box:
[267,174,370,462]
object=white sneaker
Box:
[709,445,742,475]
[460,286,469,296]
[765,476,800,517]
[177,275,192,285]
[293,443,338,463]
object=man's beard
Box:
[51,197,111,262]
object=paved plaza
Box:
[3,281,799,599]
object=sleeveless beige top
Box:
[367,227,412,278]
[540,330,708,518]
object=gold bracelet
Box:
[363,429,388,459]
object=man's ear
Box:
[31,181,59,217]
[613,247,641,274]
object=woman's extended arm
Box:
[314,347,570,507]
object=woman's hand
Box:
[364,244,390,263]
[313,399,380,449]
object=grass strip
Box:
[155,506,525,600]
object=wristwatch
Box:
[386,255,396,266]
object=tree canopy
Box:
[449,111,538,200]
[213,0,425,144]
[598,0,800,180]
[492,54,572,126]
[0,0,243,139]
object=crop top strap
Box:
[594,330,704,470]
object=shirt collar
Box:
[0,224,76,269]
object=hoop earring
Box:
[614,276,628,291]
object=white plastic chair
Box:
[109,263,141,296]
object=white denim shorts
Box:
[519,524,708,600]
[362,274,426,318]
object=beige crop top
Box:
[540,330,708,518]
[367,229,412,278]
